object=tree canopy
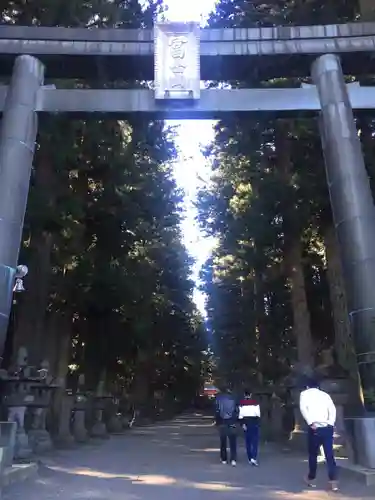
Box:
[2,0,208,415]
[197,0,368,391]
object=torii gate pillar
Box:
[313,55,375,468]
[312,54,375,397]
[0,55,44,360]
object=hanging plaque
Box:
[154,22,200,100]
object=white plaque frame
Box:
[154,22,200,101]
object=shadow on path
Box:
[4,414,373,500]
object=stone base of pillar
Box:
[121,416,131,429]
[73,410,88,443]
[289,405,308,450]
[91,421,108,439]
[106,415,123,434]
[349,416,375,468]
[28,429,53,454]
[55,394,75,448]
[332,405,353,459]
[333,437,351,458]
[14,430,32,460]
[54,431,76,448]
[74,430,88,443]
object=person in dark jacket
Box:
[238,390,260,465]
[214,388,239,466]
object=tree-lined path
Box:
[4,414,372,500]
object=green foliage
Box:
[2,0,208,411]
[197,1,360,387]
[207,0,358,28]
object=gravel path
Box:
[4,414,373,500]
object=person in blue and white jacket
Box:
[238,391,260,466]
[299,377,338,492]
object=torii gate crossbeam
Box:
[0,84,372,117]
[0,22,374,79]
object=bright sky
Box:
[163,0,217,315]
[172,121,215,314]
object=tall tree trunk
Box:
[131,350,152,414]
[276,122,313,367]
[48,312,73,435]
[286,240,313,366]
[13,151,56,366]
[45,312,73,381]
[252,175,266,384]
[13,230,53,366]
[254,259,265,385]
[324,225,358,380]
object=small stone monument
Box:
[28,360,56,453]
[90,376,109,439]
[54,379,75,448]
[72,374,89,443]
[15,346,28,374]
[106,397,123,434]
[5,347,33,459]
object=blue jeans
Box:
[219,423,237,462]
[244,423,259,461]
[308,426,337,481]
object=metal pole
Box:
[312,54,375,396]
[0,55,44,361]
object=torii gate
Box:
[0,22,375,441]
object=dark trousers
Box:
[219,422,237,462]
[244,423,259,461]
[308,426,337,481]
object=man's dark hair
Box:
[304,376,320,389]
[217,384,229,393]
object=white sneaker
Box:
[304,477,316,488]
[329,480,339,492]
[221,460,227,464]
[250,459,259,466]
[231,460,237,466]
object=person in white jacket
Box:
[299,378,338,492]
